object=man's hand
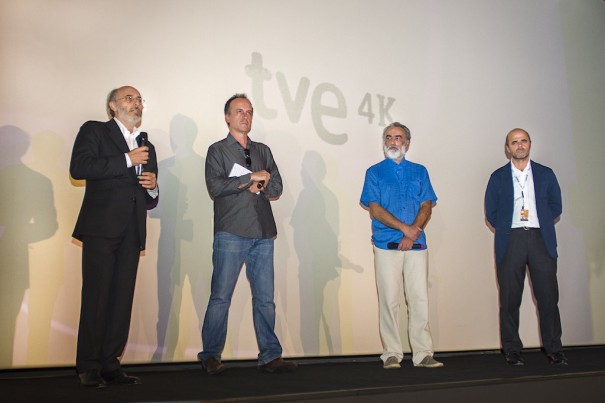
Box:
[138,171,157,189]
[128,146,149,166]
[247,170,270,193]
[398,237,415,251]
[401,224,422,242]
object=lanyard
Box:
[514,172,529,210]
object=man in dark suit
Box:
[70,85,158,387]
[485,128,567,366]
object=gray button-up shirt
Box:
[205,133,283,239]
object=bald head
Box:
[505,128,532,169]
[106,86,143,131]
[505,128,531,146]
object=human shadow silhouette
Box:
[291,150,362,355]
[149,115,213,362]
[24,130,81,366]
[0,125,57,368]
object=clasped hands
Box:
[247,170,270,193]
[396,224,422,251]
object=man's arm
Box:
[70,122,129,180]
[205,145,253,199]
[412,200,433,230]
[368,202,423,242]
[484,172,499,229]
[547,170,562,221]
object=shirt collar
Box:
[227,132,250,149]
[510,159,532,174]
[114,117,140,138]
[385,156,406,166]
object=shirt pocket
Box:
[404,179,422,201]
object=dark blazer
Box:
[485,161,562,264]
[70,119,158,250]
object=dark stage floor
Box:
[2,346,604,402]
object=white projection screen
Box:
[1,0,604,369]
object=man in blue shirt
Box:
[360,122,443,369]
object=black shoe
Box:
[202,357,226,375]
[504,352,525,366]
[547,352,569,365]
[258,357,298,373]
[101,369,142,385]
[78,370,108,388]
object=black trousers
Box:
[496,228,562,354]
[76,214,140,373]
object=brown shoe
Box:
[203,357,225,375]
[258,357,298,373]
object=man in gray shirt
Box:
[198,93,297,375]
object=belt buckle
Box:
[523,226,530,231]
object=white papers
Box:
[229,163,260,194]
[229,163,252,177]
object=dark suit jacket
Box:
[70,119,158,250]
[485,161,562,264]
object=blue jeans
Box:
[199,232,282,365]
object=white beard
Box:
[384,145,405,161]
[117,105,142,128]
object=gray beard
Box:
[122,114,142,128]
[385,146,404,161]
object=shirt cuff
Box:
[147,186,159,199]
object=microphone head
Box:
[137,131,148,147]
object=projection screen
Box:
[1,0,604,369]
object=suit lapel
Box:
[502,163,514,204]
[106,119,137,180]
[106,119,130,154]
[531,162,543,195]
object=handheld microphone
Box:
[137,132,148,147]
[136,132,148,175]
[387,242,425,250]
[257,180,265,189]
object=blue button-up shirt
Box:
[360,158,437,250]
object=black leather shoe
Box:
[504,352,525,366]
[101,369,142,385]
[258,357,298,373]
[203,357,226,375]
[547,352,569,365]
[78,370,108,388]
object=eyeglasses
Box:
[115,95,145,105]
[244,148,251,168]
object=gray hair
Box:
[106,88,120,118]
[382,122,411,141]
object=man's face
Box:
[506,130,531,161]
[383,127,409,160]
[111,86,143,129]
[225,98,253,136]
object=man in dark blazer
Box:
[70,85,158,387]
[485,128,566,366]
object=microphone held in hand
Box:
[257,180,265,189]
[387,242,425,250]
[136,132,148,175]
[137,132,148,147]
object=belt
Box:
[512,226,539,231]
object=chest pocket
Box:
[404,178,422,201]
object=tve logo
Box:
[246,52,395,145]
